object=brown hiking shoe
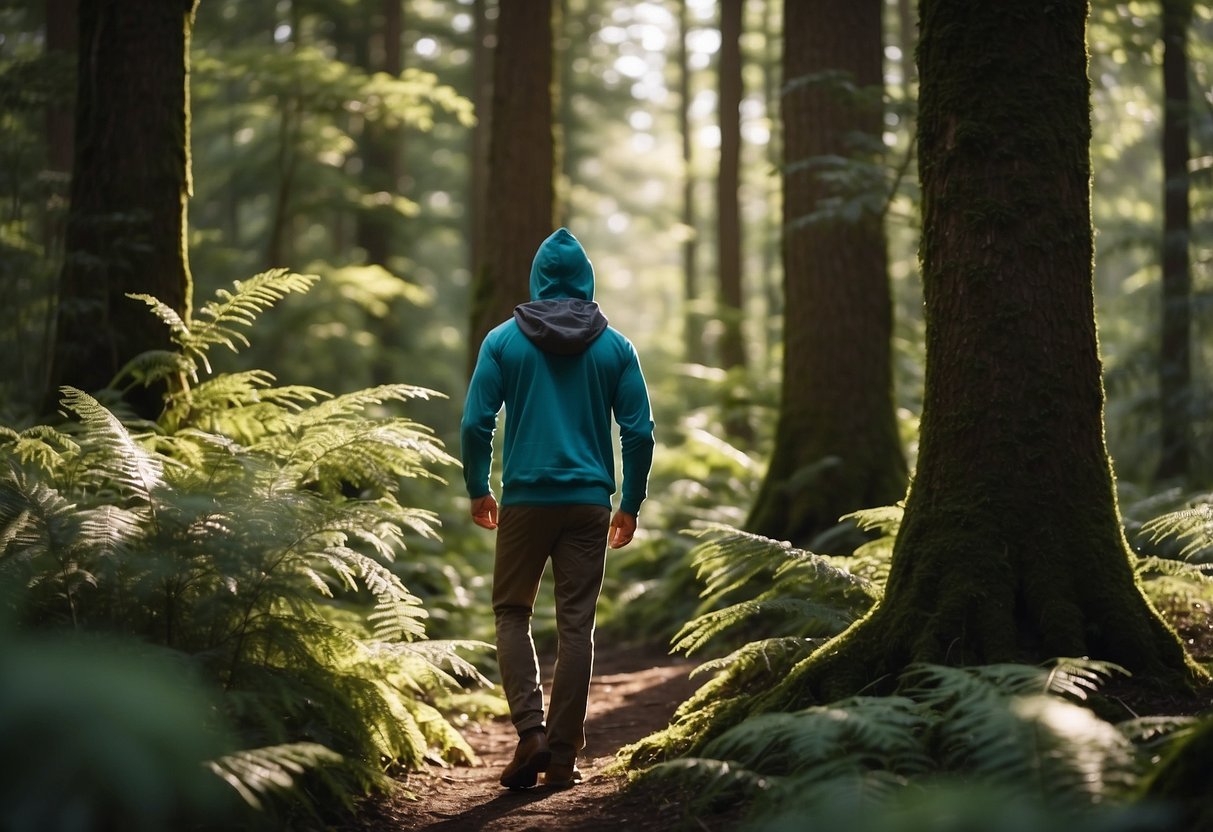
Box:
[543,762,583,788]
[499,731,551,790]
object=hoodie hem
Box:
[502,484,613,510]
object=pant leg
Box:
[545,505,610,765]
[492,505,562,736]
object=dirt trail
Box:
[349,649,711,832]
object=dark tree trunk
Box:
[762,0,1200,706]
[467,0,556,376]
[679,0,704,366]
[746,0,905,546]
[45,0,75,176]
[716,0,746,376]
[468,0,492,288]
[356,0,404,267]
[1157,0,1193,483]
[45,0,197,419]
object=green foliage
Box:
[623,498,1213,827]
[634,659,1189,831]
[0,631,238,832]
[0,274,492,828]
[669,524,878,657]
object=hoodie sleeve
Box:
[614,345,655,516]
[460,336,505,499]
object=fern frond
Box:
[702,697,933,779]
[899,663,1135,800]
[901,659,1122,706]
[1042,658,1128,701]
[367,595,429,642]
[640,757,770,810]
[1116,715,1197,750]
[110,349,194,390]
[77,504,147,559]
[58,388,164,502]
[290,383,442,425]
[690,636,822,681]
[207,742,343,810]
[756,769,905,823]
[841,504,904,537]
[0,425,79,473]
[686,523,877,609]
[1136,555,1213,583]
[185,270,319,372]
[126,293,190,339]
[1141,502,1213,562]
[672,599,854,656]
[382,639,495,688]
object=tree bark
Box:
[45,0,197,419]
[468,0,492,293]
[467,0,556,376]
[356,0,404,268]
[762,0,1201,705]
[1157,0,1193,483]
[746,0,905,546]
[716,0,746,376]
[679,0,704,366]
[45,0,76,176]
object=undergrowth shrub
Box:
[0,270,493,830]
[620,501,1213,830]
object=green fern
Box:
[127,269,319,377]
[631,658,1166,829]
[672,598,855,656]
[1140,500,1213,562]
[1,273,493,825]
[207,742,344,812]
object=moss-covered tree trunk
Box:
[44,0,197,419]
[746,0,906,547]
[764,0,1201,706]
[466,0,555,376]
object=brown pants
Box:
[492,504,610,767]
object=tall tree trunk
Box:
[746,0,905,546]
[467,0,556,376]
[45,0,75,177]
[716,0,752,442]
[266,2,301,269]
[679,0,704,366]
[762,0,1200,706]
[468,0,492,288]
[716,0,746,376]
[45,0,197,419]
[758,0,782,369]
[356,0,404,268]
[1157,0,1193,483]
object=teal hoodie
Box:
[460,228,655,515]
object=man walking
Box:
[461,227,655,789]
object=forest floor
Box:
[344,611,1213,832]
[346,647,730,832]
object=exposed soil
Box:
[346,648,723,832]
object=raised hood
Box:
[515,228,608,355]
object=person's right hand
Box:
[470,494,499,530]
[608,510,636,549]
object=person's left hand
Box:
[470,494,499,530]
[608,510,636,549]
